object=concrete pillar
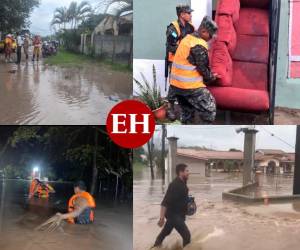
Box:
[205,162,212,177]
[242,128,258,186]
[293,126,300,194]
[167,137,178,183]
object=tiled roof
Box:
[177,148,295,162]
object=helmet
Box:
[186,196,197,216]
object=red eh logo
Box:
[106,100,155,148]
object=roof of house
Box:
[256,149,286,155]
[177,148,295,162]
[177,148,243,160]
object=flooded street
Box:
[0,57,131,124]
[134,168,300,250]
[0,179,132,250]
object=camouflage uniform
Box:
[170,16,218,124]
[169,86,216,124]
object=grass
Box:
[133,161,147,176]
[44,49,132,72]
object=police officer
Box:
[169,16,219,124]
[166,5,195,121]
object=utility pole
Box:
[161,125,166,184]
[237,127,258,186]
[147,137,155,179]
[293,125,300,194]
[167,136,178,182]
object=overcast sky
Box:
[29,0,100,35]
[152,126,296,153]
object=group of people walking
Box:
[4,33,42,64]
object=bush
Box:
[58,30,81,52]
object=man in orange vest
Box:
[56,181,96,224]
[4,34,13,63]
[166,5,195,121]
[169,16,219,124]
[29,178,55,199]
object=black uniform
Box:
[154,177,191,247]
[169,32,217,124]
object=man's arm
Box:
[188,45,217,83]
[157,183,174,227]
[158,206,167,227]
[166,24,180,55]
[59,197,89,220]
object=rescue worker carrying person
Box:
[165,4,195,121]
[56,181,96,224]
[29,178,55,199]
[169,16,219,124]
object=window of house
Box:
[289,0,300,78]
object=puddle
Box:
[0,56,131,124]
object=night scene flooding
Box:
[134,125,300,250]
[0,126,132,250]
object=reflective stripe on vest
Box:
[172,62,196,71]
[170,34,208,89]
[170,74,203,83]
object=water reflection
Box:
[0,179,132,250]
[0,59,131,124]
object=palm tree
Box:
[75,1,93,27]
[51,1,92,30]
[67,1,92,30]
[51,7,68,30]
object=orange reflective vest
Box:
[67,191,96,224]
[168,21,181,63]
[29,180,37,197]
[168,21,194,63]
[37,184,50,198]
[170,34,208,89]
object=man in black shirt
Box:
[153,163,191,248]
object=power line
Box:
[259,126,295,149]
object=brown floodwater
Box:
[0,179,132,250]
[134,168,300,250]
[0,55,131,125]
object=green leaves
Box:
[134,64,164,110]
[0,0,40,32]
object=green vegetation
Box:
[134,65,165,110]
[0,0,39,33]
[44,50,131,72]
[133,161,146,176]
